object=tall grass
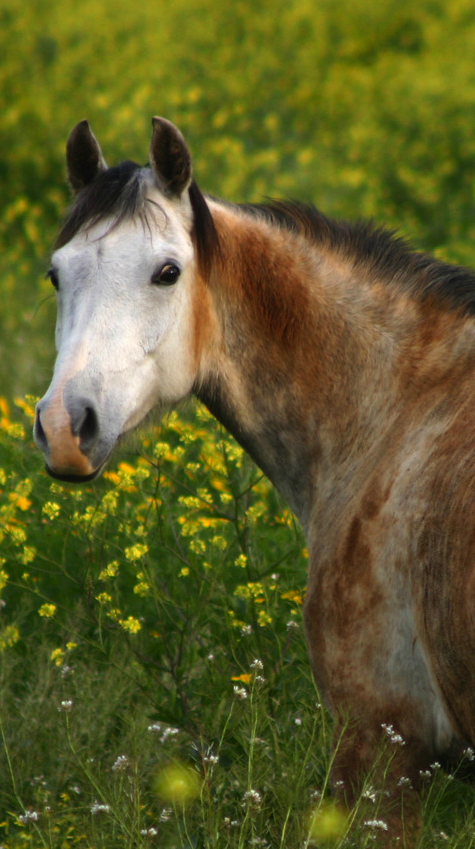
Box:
[1,399,475,847]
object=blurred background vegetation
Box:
[2,0,475,399]
[3,1,475,844]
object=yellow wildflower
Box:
[39,603,56,618]
[42,502,61,520]
[0,625,19,651]
[178,495,203,510]
[49,482,65,494]
[257,610,272,627]
[231,673,252,683]
[210,535,227,550]
[10,527,26,544]
[98,561,119,580]
[9,493,31,511]
[124,543,149,561]
[189,538,206,555]
[95,592,112,605]
[20,546,36,565]
[281,589,305,605]
[101,490,119,512]
[134,571,151,595]
[51,647,65,666]
[120,616,142,634]
[235,554,248,569]
[5,423,25,439]
[14,395,38,423]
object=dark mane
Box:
[54,163,220,277]
[55,161,145,249]
[239,200,475,316]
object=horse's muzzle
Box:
[34,393,108,481]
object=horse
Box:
[34,117,475,843]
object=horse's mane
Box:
[238,200,475,317]
[54,163,475,316]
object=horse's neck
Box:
[197,205,410,529]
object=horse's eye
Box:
[151,263,181,286]
[46,267,59,290]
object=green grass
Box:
[1,400,475,848]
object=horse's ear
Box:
[66,120,107,193]
[150,117,192,197]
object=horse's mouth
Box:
[44,459,109,484]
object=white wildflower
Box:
[160,727,179,743]
[381,723,405,745]
[58,700,73,712]
[364,820,389,831]
[18,810,39,824]
[233,685,248,700]
[91,802,110,815]
[242,789,262,809]
[112,754,130,772]
[250,659,264,670]
[362,787,377,802]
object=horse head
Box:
[35,119,216,481]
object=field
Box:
[2,0,475,845]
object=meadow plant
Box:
[2,399,475,846]
[0,396,322,847]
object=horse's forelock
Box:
[54,164,220,284]
[54,161,148,249]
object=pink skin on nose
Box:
[37,391,96,477]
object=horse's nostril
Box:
[34,408,47,450]
[69,400,99,452]
[76,406,99,451]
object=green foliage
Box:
[3,0,475,844]
[0,397,322,847]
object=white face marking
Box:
[36,181,200,474]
